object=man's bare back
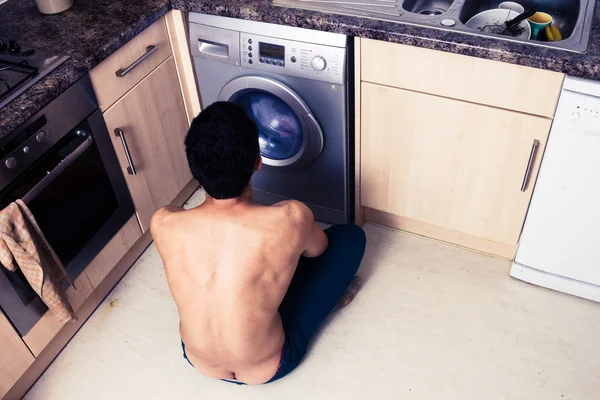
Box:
[151,197,327,384]
[153,101,365,385]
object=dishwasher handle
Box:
[521,139,540,192]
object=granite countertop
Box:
[0,0,171,139]
[1,0,600,139]
[174,0,600,78]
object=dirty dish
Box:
[504,8,535,30]
[499,2,524,14]
[465,9,531,39]
[528,12,553,40]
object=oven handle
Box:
[22,133,93,204]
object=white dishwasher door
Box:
[515,86,600,286]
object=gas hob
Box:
[0,39,69,109]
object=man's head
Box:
[184,102,260,199]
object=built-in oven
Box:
[0,76,135,336]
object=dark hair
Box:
[184,102,259,199]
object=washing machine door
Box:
[218,75,323,170]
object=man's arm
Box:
[284,201,328,258]
[302,221,328,258]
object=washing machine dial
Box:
[311,56,327,72]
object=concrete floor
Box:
[25,191,600,400]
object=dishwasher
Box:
[511,76,600,302]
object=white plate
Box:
[465,9,531,40]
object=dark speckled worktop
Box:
[175,0,600,78]
[0,0,170,139]
[1,0,600,140]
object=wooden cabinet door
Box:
[361,82,552,257]
[90,17,172,112]
[360,38,564,118]
[84,216,142,288]
[103,56,192,232]
[0,314,34,398]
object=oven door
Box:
[0,109,134,336]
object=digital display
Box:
[259,42,285,60]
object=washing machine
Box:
[189,14,353,224]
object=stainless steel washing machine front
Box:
[189,14,352,224]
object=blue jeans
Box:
[182,224,367,384]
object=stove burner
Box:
[0,59,39,103]
[0,38,69,109]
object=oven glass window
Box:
[236,91,302,161]
[1,127,118,269]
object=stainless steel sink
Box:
[273,0,596,52]
[403,0,454,15]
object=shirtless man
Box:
[151,102,366,385]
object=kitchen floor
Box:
[25,191,600,400]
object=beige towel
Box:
[0,200,77,324]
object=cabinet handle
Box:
[115,128,137,175]
[115,45,158,77]
[520,139,540,192]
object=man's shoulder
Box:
[271,200,314,222]
[267,201,314,239]
[150,206,185,237]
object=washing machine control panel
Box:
[240,33,346,85]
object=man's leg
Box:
[271,224,366,381]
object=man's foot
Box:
[334,276,363,310]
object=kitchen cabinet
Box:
[102,57,192,232]
[165,9,202,124]
[84,216,142,288]
[21,14,192,360]
[361,39,564,118]
[356,38,565,258]
[91,17,172,112]
[0,314,34,399]
[1,11,199,400]
[360,82,552,258]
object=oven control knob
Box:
[36,131,47,143]
[5,157,17,169]
[311,56,327,72]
